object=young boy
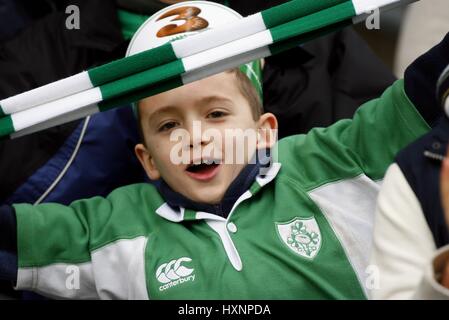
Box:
[0,3,448,299]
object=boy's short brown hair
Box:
[136,68,263,144]
[228,68,263,120]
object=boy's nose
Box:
[185,120,211,150]
[189,133,212,149]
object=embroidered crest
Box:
[276,217,321,259]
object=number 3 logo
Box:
[156,6,209,38]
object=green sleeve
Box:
[14,196,112,268]
[12,184,160,299]
[338,80,430,180]
[14,183,158,269]
[276,79,430,190]
[336,79,430,179]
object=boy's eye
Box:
[158,121,178,132]
[207,111,227,119]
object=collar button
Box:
[227,222,237,234]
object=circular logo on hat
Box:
[156,6,209,38]
[127,1,242,56]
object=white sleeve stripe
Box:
[16,262,99,300]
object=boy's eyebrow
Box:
[147,96,234,124]
[198,96,234,107]
[147,106,179,124]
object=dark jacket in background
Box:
[0,0,142,205]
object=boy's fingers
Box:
[441,261,449,289]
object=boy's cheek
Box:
[149,140,175,163]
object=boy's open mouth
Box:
[185,160,221,181]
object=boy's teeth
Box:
[191,159,218,165]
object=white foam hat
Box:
[126,1,263,97]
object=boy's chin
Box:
[185,187,226,205]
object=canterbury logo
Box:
[156,257,194,284]
[156,6,209,38]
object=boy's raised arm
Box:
[268,34,449,196]
[0,195,127,300]
[5,185,151,300]
[315,32,449,181]
[12,200,101,299]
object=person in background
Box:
[438,146,449,289]
[370,42,449,299]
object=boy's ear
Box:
[257,113,278,149]
[135,144,161,181]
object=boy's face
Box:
[135,72,277,204]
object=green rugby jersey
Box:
[13,80,430,299]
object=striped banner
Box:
[0,0,350,117]
[0,0,417,139]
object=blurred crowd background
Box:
[355,0,449,77]
[1,0,447,77]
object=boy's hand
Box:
[439,147,449,288]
